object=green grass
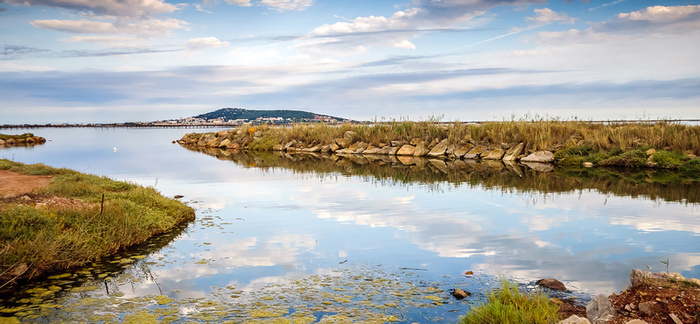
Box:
[461,279,560,324]
[0,133,34,141]
[0,160,195,285]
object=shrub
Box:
[461,279,560,324]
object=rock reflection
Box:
[182,145,700,204]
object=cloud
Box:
[0,45,49,60]
[596,5,700,34]
[186,37,230,50]
[298,0,546,55]
[0,0,179,18]
[260,0,313,11]
[31,17,188,37]
[526,8,576,25]
[224,0,252,7]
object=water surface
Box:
[1,127,698,322]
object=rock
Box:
[521,151,555,163]
[452,288,471,300]
[413,142,429,157]
[320,145,331,153]
[453,143,474,159]
[386,146,400,155]
[390,140,406,147]
[583,162,594,168]
[174,195,184,199]
[536,278,567,291]
[558,315,591,324]
[463,145,488,159]
[219,138,232,148]
[464,271,474,276]
[523,162,554,172]
[302,145,322,153]
[625,320,649,324]
[228,142,240,150]
[586,294,615,324]
[0,139,5,145]
[26,137,36,144]
[397,155,417,165]
[216,130,228,137]
[343,131,356,143]
[550,297,564,305]
[427,139,450,157]
[502,143,524,161]
[363,145,382,155]
[409,138,421,146]
[646,148,656,156]
[6,139,15,145]
[329,142,340,152]
[397,145,416,156]
[482,148,505,160]
[638,301,663,316]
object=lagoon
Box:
[1,127,698,323]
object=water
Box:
[1,127,698,323]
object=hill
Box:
[193,108,350,123]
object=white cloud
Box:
[186,37,230,50]
[30,17,188,37]
[1,0,179,18]
[526,8,576,25]
[0,62,54,72]
[224,0,252,7]
[260,0,313,11]
[618,5,700,24]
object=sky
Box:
[0,0,699,123]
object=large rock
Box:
[413,142,430,157]
[536,278,567,291]
[452,288,470,300]
[335,138,349,148]
[219,138,232,148]
[502,143,524,161]
[558,315,591,324]
[427,139,449,157]
[482,148,505,160]
[586,294,615,324]
[397,145,416,156]
[343,131,356,143]
[463,145,488,159]
[363,145,382,155]
[452,143,474,159]
[521,151,555,163]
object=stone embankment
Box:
[177,129,565,169]
[0,136,46,147]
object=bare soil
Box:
[0,170,52,199]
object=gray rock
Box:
[558,315,591,324]
[502,143,524,161]
[523,162,554,172]
[463,145,488,159]
[586,294,615,324]
[521,151,555,163]
[427,139,450,157]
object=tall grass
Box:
[232,120,700,155]
[0,160,195,284]
[461,279,560,324]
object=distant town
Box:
[0,108,357,128]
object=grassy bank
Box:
[0,160,195,286]
[179,120,700,171]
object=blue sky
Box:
[1,0,699,123]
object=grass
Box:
[0,133,35,141]
[461,278,560,324]
[0,159,195,285]
[184,120,700,157]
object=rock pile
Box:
[0,136,46,147]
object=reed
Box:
[0,160,195,285]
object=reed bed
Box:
[234,120,700,155]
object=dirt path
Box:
[0,170,52,199]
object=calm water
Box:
[1,127,699,323]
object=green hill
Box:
[194,108,348,122]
